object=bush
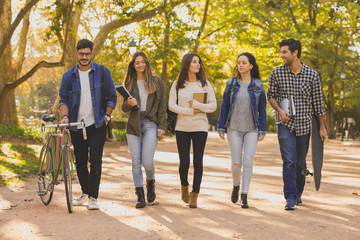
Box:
[267,113,277,133]
[113,129,127,142]
[0,124,42,140]
[112,118,128,130]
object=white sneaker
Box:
[88,197,99,210]
[73,193,87,206]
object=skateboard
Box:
[311,114,324,191]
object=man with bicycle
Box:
[59,39,117,210]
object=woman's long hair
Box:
[124,51,158,94]
[176,53,208,90]
[233,52,261,80]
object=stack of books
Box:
[275,96,296,124]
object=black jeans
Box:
[70,123,106,199]
[175,131,208,193]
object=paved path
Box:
[1,133,359,239]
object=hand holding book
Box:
[192,91,207,104]
[116,85,139,110]
[275,96,296,124]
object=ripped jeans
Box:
[227,129,258,194]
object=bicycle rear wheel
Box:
[38,146,54,205]
[63,146,73,213]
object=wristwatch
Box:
[105,114,111,122]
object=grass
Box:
[0,124,42,140]
[0,142,40,186]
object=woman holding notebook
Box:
[122,51,166,208]
[168,53,217,208]
[217,53,266,208]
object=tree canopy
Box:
[1,0,359,138]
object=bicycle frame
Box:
[38,119,86,212]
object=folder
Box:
[193,91,207,104]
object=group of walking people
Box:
[58,38,327,211]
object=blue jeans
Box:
[227,129,258,194]
[277,124,310,202]
[127,118,158,187]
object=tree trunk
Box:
[326,82,336,139]
[161,0,170,100]
[193,0,210,53]
[0,0,16,125]
[53,3,82,114]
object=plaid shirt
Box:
[267,63,326,136]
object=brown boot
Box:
[181,185,189,203]
[189,192,198,208]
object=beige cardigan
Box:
[168,80,217,132]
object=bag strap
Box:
[100,65,113,138]
[228,77,236,98]
[176,89,178,104]
[100,65,106,109]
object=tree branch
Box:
[193,0,210,53]
[202,20,269,40]
[0,0,40,58]
[0,60,65,105]
[14,0,31,75]
[93,0,187,56]
[286,0,301,33]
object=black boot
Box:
[241,193,249,208]
[231,185,239,203]
[146,179,156,203]
[135,187,146,208]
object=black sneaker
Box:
[285,200,297,210]
[296,198,302,206]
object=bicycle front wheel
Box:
[63,146,73,213]
[38,146,54,205]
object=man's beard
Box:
[78,58,92,67]
[284,57,294,66]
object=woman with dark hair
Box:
[168,53,217,208]
[122,51,166,208]
[217,53,266,208]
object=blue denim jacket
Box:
[59,62,117,131]
[217,77,267,135]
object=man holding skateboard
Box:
[267,39,327,210]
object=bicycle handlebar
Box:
[41,119,87,141]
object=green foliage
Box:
[113,129,127,142]
[0,125,42,141]
[0,143,39,186]
[112,118,128,130]
[266,112,277,133]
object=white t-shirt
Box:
[137,79,148,112]
[77,69,95,128]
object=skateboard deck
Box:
[311,114,324,191]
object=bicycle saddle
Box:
[42,114,57,122]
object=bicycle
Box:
[37,114,87,213]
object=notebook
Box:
[193,91,207,104]
[275,96,296,124]
[116,85,139,110]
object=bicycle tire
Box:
[38,145,54,205]
[63,146,73,213]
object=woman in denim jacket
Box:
[217,53,266,208]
